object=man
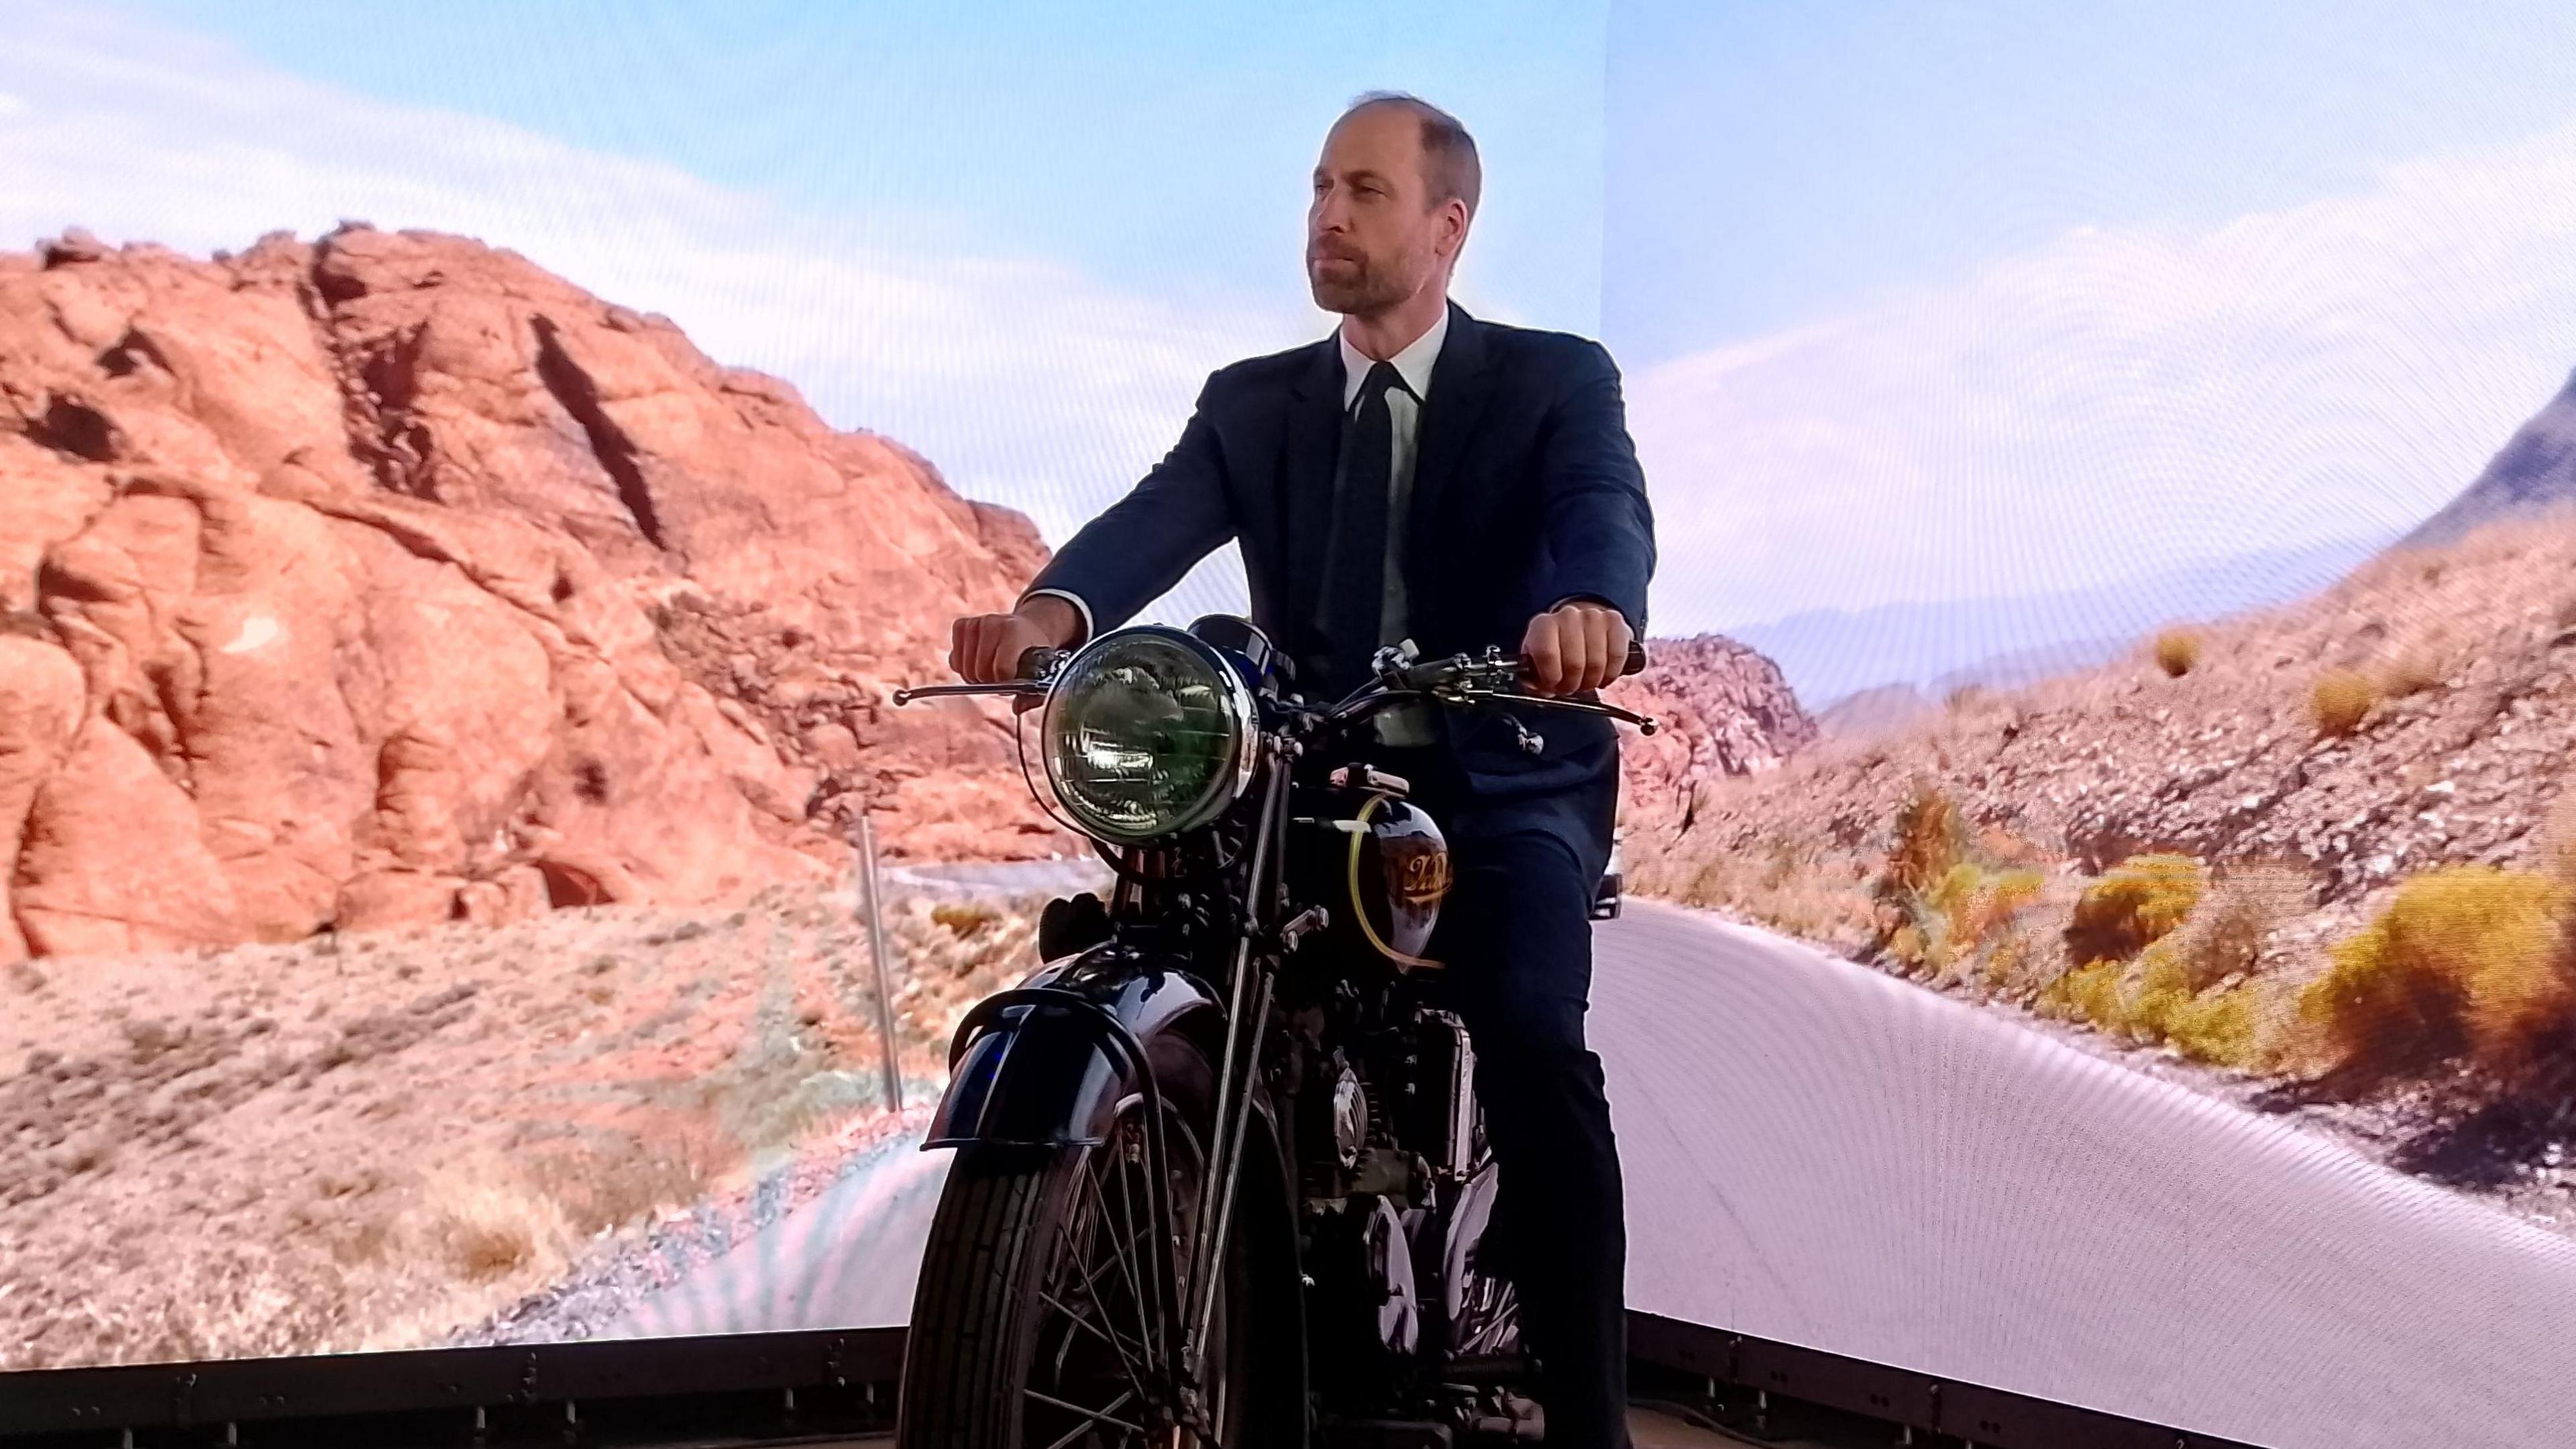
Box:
[947,91,1654,1446]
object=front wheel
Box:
[898,1041,1253,1448]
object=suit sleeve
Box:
[1016,378,1237,639]
[1533,341,1656,637]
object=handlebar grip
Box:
[1622,638,1648,678]
[1014,645,1059,681]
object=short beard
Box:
[1307,256,1415,316]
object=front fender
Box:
[924,942,1222,1149]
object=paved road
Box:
[601,900,2576,1448]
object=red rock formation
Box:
[1607,632,1818,841]
[0,225,1069,961]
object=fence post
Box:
[855,810,904,1114]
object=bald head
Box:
[1340,91,1481,219]
[1307,93,1479,321]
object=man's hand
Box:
[1519,598,1633,696]
[951,596,1084,712]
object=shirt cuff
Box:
[1018,587,1094,647]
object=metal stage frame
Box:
[0,1313,2264,1448]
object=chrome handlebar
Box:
[892,639,1659,741]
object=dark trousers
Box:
[1368,743,1631,1448]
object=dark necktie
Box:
[1320,360,1403,698]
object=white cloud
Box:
[0,3,1318,624]
[1631,117,2576,629]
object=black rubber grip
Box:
[1623,638,1648,677]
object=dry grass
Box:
[1881,779,1967,898]
[2375,641,2453,700]
[2063,854,2204,965]
[930,900,1003,937]
[1860,784,2050,981]
[2153,627,2203,678]
[1638,845,1880,953]
[2309,667,2379,739]
[2295,865,2575,1079]
[2158,863,2309,992]
[0,878,1058,1371]
[2023,855,2293,1069]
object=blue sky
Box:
[3,0,1603,629]
[12,1,2576,673]
[1604,0,2576,647]
[119,0,1608,331]
[1607,0,2576,363]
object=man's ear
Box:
[1439,198,1471,263]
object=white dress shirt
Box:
[1028,308,1603,745]
[1020,310,1448,667]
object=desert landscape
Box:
[11,219,2576,1374]
[1624,386,2576,1235]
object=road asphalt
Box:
[600,899,2576,1448]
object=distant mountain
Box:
[1732,535,2392,708]
[1811,635,2135,738]
[1814,682,1931,739]
[2404,367,2576,549]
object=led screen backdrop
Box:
[0,0,1605,1372]
[1601,3,2576,1443]
[9,1,2576,1444]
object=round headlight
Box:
[1041,627,1256,843]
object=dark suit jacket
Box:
[1019,301,1656,864]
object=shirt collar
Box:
[1339,304,1449,411]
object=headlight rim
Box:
[1038,623,1260,844]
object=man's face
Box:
[1307,105,1462,316]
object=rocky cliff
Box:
[1607,631,1819,837]
[0,225,1067,961]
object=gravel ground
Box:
[447,1102,940,1347]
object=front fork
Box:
[1169,736,1302,1443]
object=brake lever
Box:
[890,680,1048,706]
[892,645,1067,706]
[1475,690,1660,736]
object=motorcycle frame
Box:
[901,631,1654,1440]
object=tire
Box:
[898,1037,1255,1448]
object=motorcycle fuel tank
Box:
[1286,788,1451,971]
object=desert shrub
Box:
[2037,934,2271,1069]
[2153,628,2202,678]
[2063,853,2204,965]
[2377,648,2448,700]
[1880,780,1966,900]
[1867,784,2050,983]
[2296,865,2574,1077]
[2157,863,2307,992]
[2161,983,2266,1067]
[2309,668,2378,739]
[2040,959,2126,1026]
[930,900,1001,938]
[1929,861,2045,955]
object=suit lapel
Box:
[1280,337,1346,657]
[1405,302,1496,582]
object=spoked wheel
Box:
[899,1040,1252,1448]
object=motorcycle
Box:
[888,614,1655,1447]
